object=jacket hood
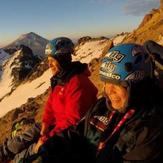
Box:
[50,61,88,89]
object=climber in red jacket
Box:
[36,37,98,149]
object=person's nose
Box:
[108,85,115,95]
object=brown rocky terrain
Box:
[0,88,50,144]
[123,0,163,45]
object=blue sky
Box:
[0,0,160,47]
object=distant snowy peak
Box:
[18,32,47,42]
[5,32,49,58]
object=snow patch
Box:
[0,50,21,99]
[73,40,109,63]
[112,34,127,45]
[0,69,51,117]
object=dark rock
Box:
[10,45,41,84]
[3,48,17,55]
[78,36,92,44]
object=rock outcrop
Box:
[11,45,41,84]
[123,2,163,44]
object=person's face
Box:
[48,56,60,76]
[104,82,128,112]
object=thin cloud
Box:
[89,0,113,4]
[123,0,160,16]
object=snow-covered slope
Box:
[73,39,110,63]
[112,33,129,45]
[0,50,21,100]
[0,69,51,117]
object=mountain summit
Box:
[5,32,48,58]
[123,1,163,44]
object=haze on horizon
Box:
[0,0,160,47]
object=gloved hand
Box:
[40,123,49,137]
[33,123,50,153]
[33,137,45,154]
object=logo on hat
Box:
[105,51,125,62]
[101,61,116,72]
[100,70,121,80]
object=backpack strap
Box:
[84,97,107,136]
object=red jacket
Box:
[42,69,97,138]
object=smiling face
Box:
[48,56,61,76]
[104,82,128,112]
